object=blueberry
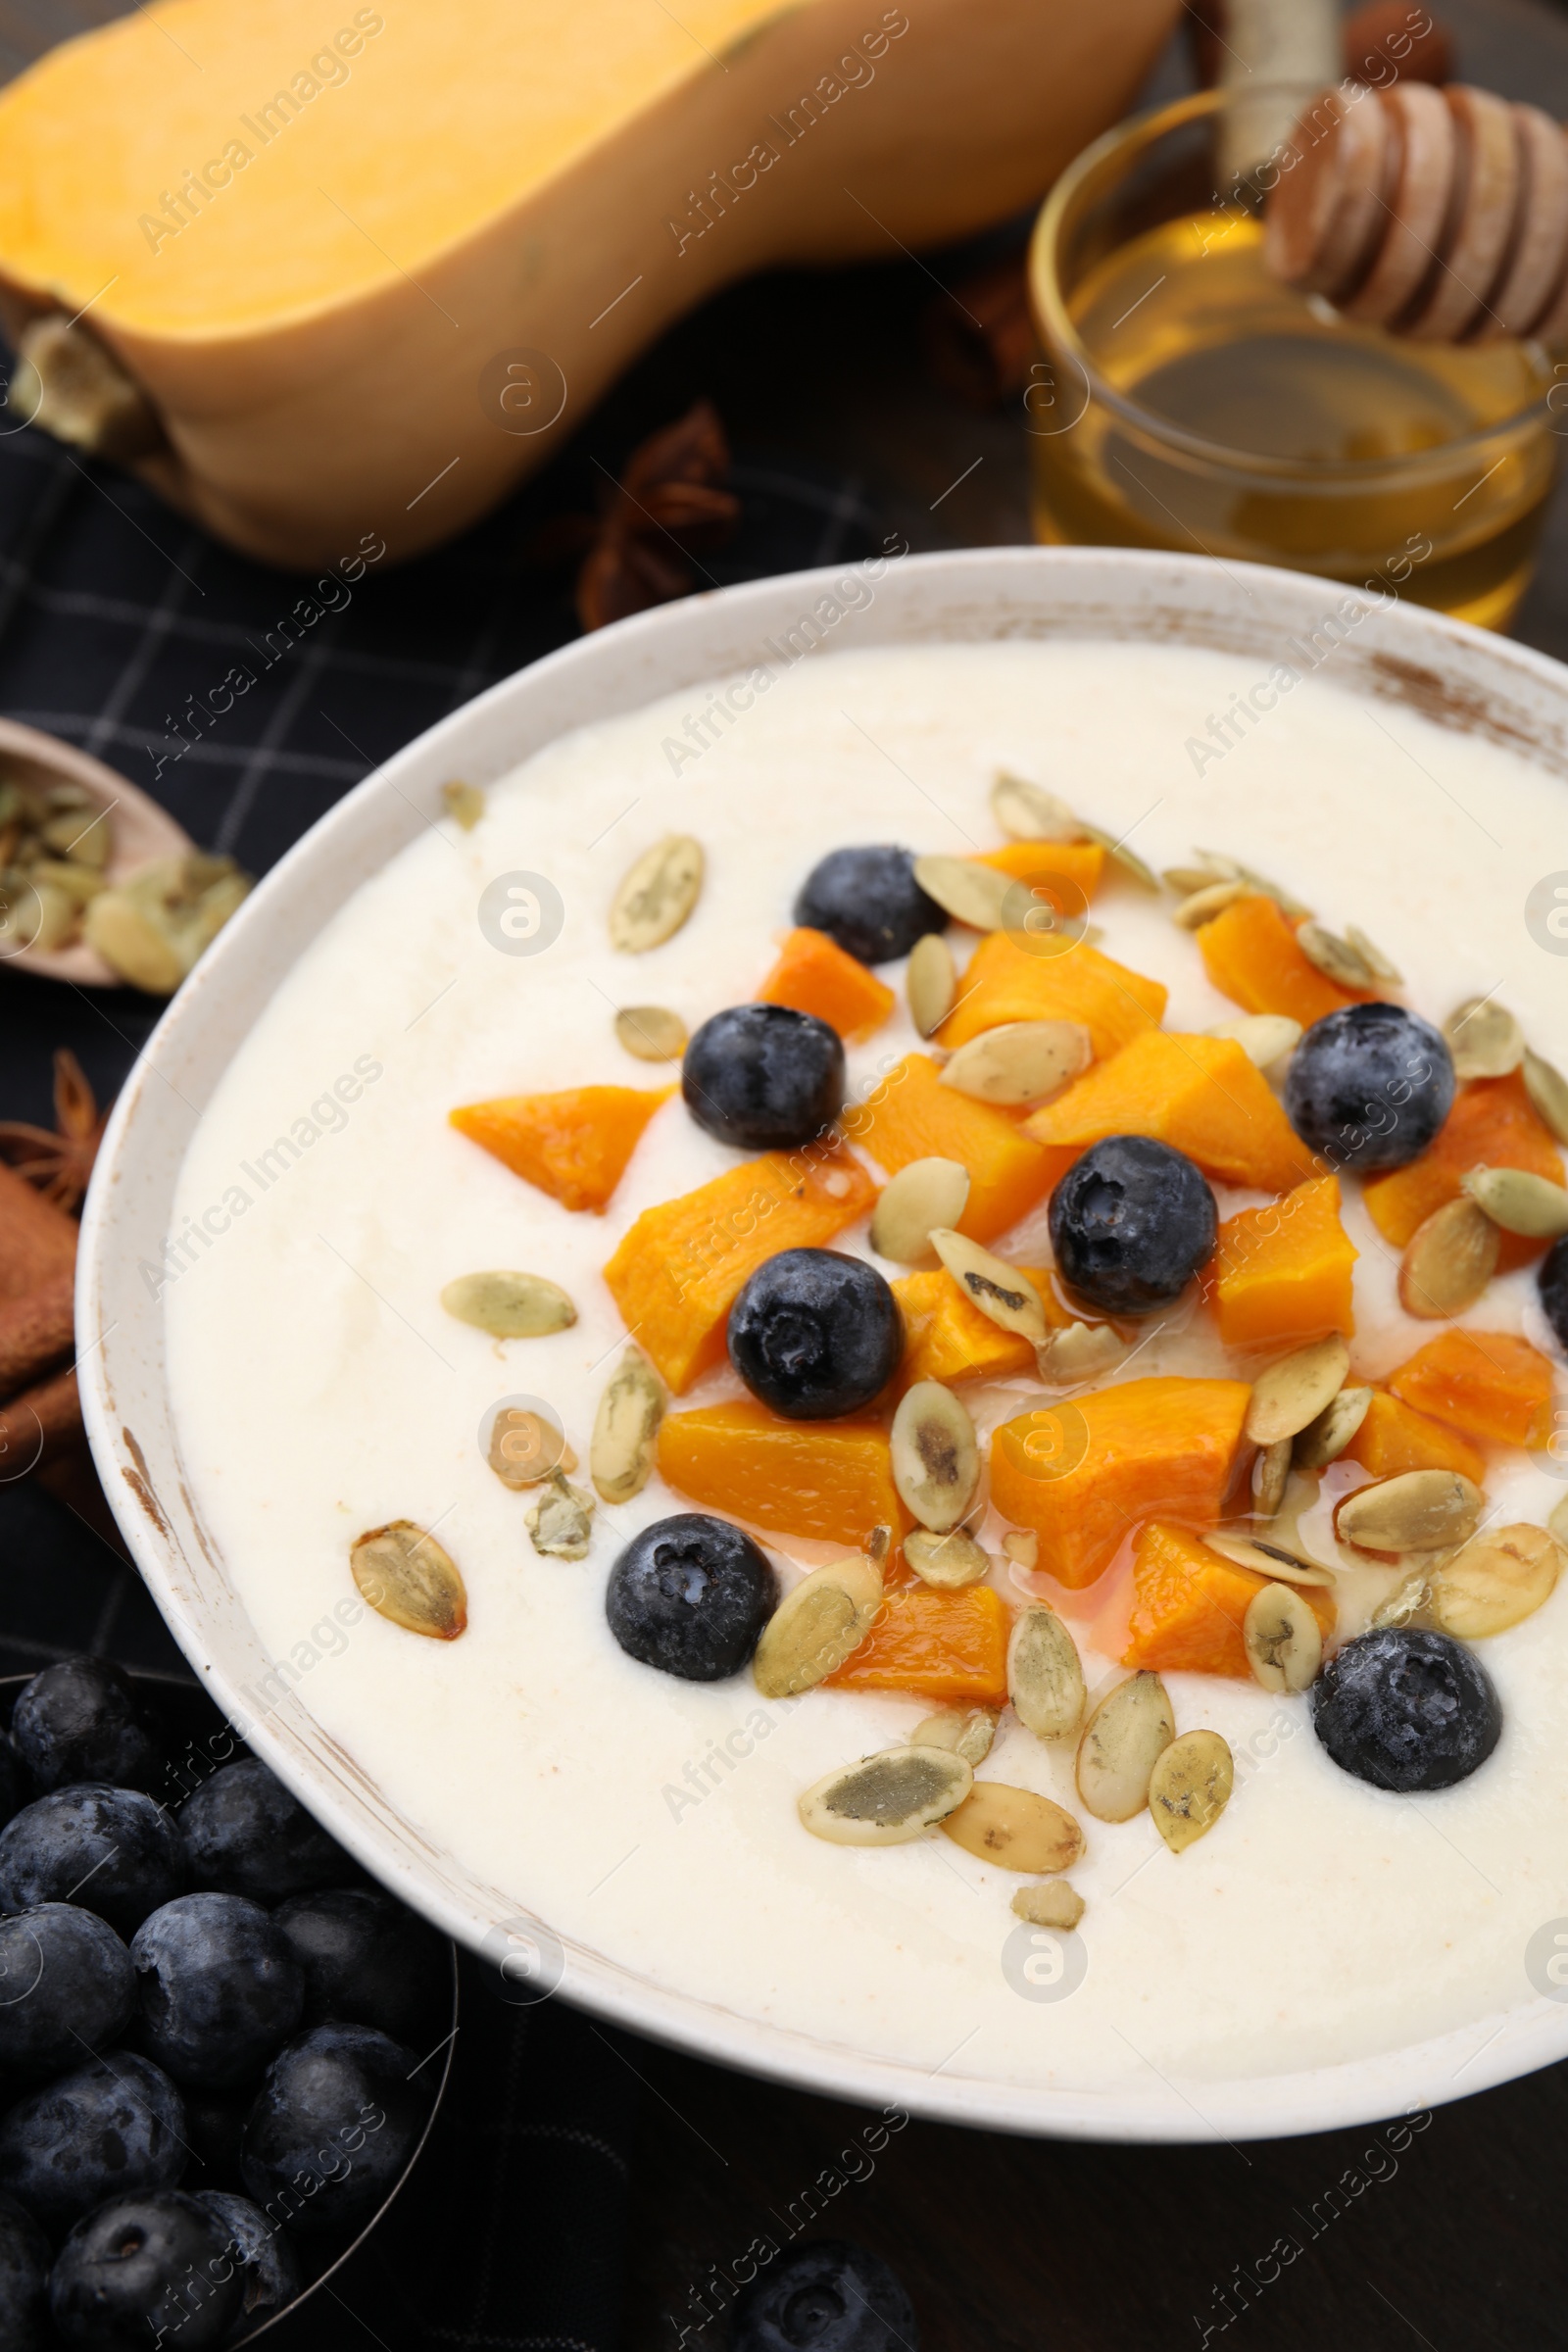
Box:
[0,2191,49,2351]
[1312,1628,1501,1792]
[0,1906,133,2078]
[179,1758,349,1903]
[275,1888,447,2042]
[49,2190,244,2351]
[728,1249,902,1419]
[183,2088,251,2190]
[606,1515,776,1681]
[9,1660,165,1796]
[731,2238,919,2350]
[240,2022,426,2236]
[794,847,945,965]
[1048,1135,1216,1315]
[0,2053,186,2236]
[130,1894,304,2090]
[1284,1003,1454,1172]
[683,1004,845,1152]
[1540,1234,1568,1355]
[0,1744,21,1836]
[194,2191,302,2333]
[0,1786,186,1938]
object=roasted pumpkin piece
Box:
[656,1399,907,1547]
[1198,893,1372,1028]
[451,1083,672,1213]
[936,932,1166,1058]
[1388,1329,1555,1451]
[1362,1073,1566,1272]
[827,1584,1010,1707]
[1023,1031,1318,1196]
[757,926,895,1042]
[893,1264,1066,1390]
[603,1146,876,1394]
[1122,1520,1334,1680]
[842,1054,1055,1244]
[971,840,1106,900]
[1209,1175,1357,1348]
[989,1376,1253,1590]
[1342,1390,1485,1484]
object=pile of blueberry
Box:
[0,1659,448,2350]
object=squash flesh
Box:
[1122,1520,1335,1680]
[1387,1329,1555,1452]
[937,932,1166,1058]
[1199,893,1372,1027]
[1022,1030,1318,1196]
[827,1584,1009,1706]
[1343,1390,1485,1484]
[1362,1073,1565,1272]
[842,1053,1055,1243]
[656,1398,908,1547]
[450,1084,672,1214]
[1209,1174,1357,1348]
[892,1264,1065,1391]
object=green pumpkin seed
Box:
[911,855,1013,932]
[1149,1730,1233,1853]
[1243,1583,1322,1693]
[911,1706,998,1765]
[939,1018,1092,1105]
[1336,1471,1483,1554]
[1246,1334,1350,1446]
[1011,1880,1084,1930]
[1444,996,1524,1081]
[1522,1048,1568,1146]
[1007,1604,1086,1740]
[525,1470,595,1560]
[1344,924,1402,985]
[928,1229,1050,1345]
[799,1745,972,1844]
[1397,1197,1499,1318]
[754,1555,883,1697]
[1075,1672,1174,1824]
[904,1527,991,1589]
[610,834,703,952]
[440,1271,576,1339]
[890,1380,980,1533]
[614,1004,687,1062]
[352,1520,467,1640]
[1036,1320,1124,1384]
[991,771,1083,843]
[1294,1383,1372,1469]
[869,1157,970,1264]
[1077,820,1159,892]
[1460,1164,1568,1240]
[906,932,956,1036]
[942,1783,1083,1873]
[1208,1013,1302,1069]
[1425,1523,1562,1640]
[1297,922,1375,990]
[1251,1437,1293,1521]
[590,1348,664,1503]
[1205,1532,1336,1587]
[1172,879,1250,929]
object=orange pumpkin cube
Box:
[603,1147,877,1394]
[1023,1031,1318,1197]
[971,840,1106,902]
[1122,1520,1335,1680]
[1199,893,1372,1027]
[656,1399,907,1547]
[842,1054,1055,1243]
[827,1584,1010,1707]
[1363,1073,1566,1272]
[451,1084,673,1213]
[1388,1329,1555,1451]
[757,926,895,1042]
[936,932,1166,1059]
[1342,1390,1485,1484]
[892,1264,1065,1391]
[989,1375,1253,1590]
[1209,1175,1357,1348]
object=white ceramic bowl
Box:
[77,547,1568,2141]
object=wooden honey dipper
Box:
[1265,80,1568,343]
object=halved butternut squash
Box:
[938,932,1166,1059]
[827,1584,1009,1707]
[1198,894,1373,1027]
[603,1146,876,1393]
[1023,1031,1318,1196]
[451,1084,672,1213]
[757,926,894,1040]
[1342,1390,1485,1484]
[1388,1329,1555,1451]
[657,1398,907,1546]
[989,1375,1253,1589]
[892,1263,1065,1390]
[842,1054,1054,1243]
[1362,1073,1566,1272]
[1209,1175,1357,1348]
[1122,1520,1334,1680]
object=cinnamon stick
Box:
[0,1365,81,1477]
[0,1157,76,1302]
[0,1270,74,1396]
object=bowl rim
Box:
[75,541,1568,2144]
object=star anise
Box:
[921,255,1040,412]
[0,1050,108,1214]
[574,400,741,632]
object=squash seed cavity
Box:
[1075,1672,1174,1823]
[1445,996,1524,1081]
[911,855,1013,932]
[943,1784,1084,1874]
[610,834,703,953]
[1245,1334,1349,1446]
[939,1019,1092,1106]
[1461,1164,1568,1241]
[614,1004,687,1062]
[1426,1523,1563,1641]
[1149,1730,1234,1854]
[525,1471,596,1560]
[991,771,1083,843]
[1336,1471,1483,1555]
[352,1520,467,1641]
[906,931,956,1036]
[589,1348,664,1503]
[1008,1604,1086,1740]
[1398,1197,1500,1318]
[904,1527,991,1589]
[929,1229,1050,1345]
[799,1745,972,1844]
[911,1707,998,1766]
[441,1270,577,1339]
[1523,1048,1568,1146]
[890,1381,980,1533]
[754,1556,883,1698]
[1244,1582,1322,1693]
[870,1157,970,1265]
[1294,1383,1372,1470]
[1012,1880,1085,1931]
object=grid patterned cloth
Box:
[0,413,885,2349]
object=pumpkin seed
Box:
[488,1407,574,1490]
[1194,850,1311,917]
[1336,1470,1484,1555]
[798,1744,972,1844]
[1149,1730,1234,1854]
[940,1018,1092,1107]
[1208,1012,1302,1069]
[441,1270,576,1339]
[1344,924,1402,985]
[1036,1320,1125,1384]
[869,1157,970,1264]
[911,855,1012,932]
[1245,1334,1350,1446]
[609,834,703,952]
[1164,856,1241,895]
[1205,1532,1336,1588]
[1294,1383,1372,1469]
[906,931,956,1036]
[442,780,484,831]
[928,1229,1050,1345]
[614,1004,687,1062]
[1397,1197,1500,1318]
[1370,1569,1437,1631]
[911,1707,998,1766]
[1552,1494,1568,1549]
[904,1527,991,1589]
[991,771,1083,843]
[590,1348,664,1503]
[1002,1528,1039,1570]
[525,1470,596,1560]
[1251,1437,1293,1520]
[1523,1048,1568,1146]
[1243,1582,1323,1693]
[754,1555,883,1697]
[866,1524,894,1567]
[1077,820,1159,892]
[1444,996,1524,1081]
[1426,1523,1563,1641]
[351,1520,467,1641]
[1075,1672,1174,1824]
[943,1783,1084,1874]
[1007,1604,1086,1740]
[1172,879,1250,929]
[1298,922,1375,989]
[1461,1164,1568,1241]
[890,1381,980,1532]
[1012,1879,1084,1930]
